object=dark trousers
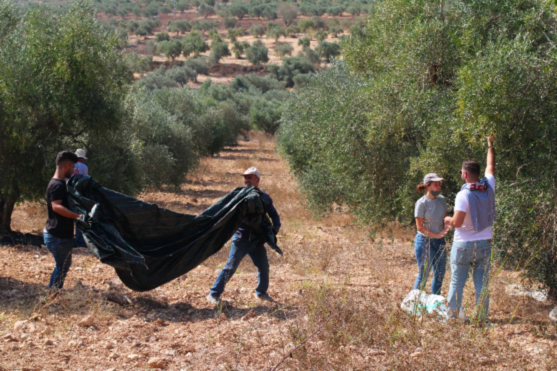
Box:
[210,238,269,297]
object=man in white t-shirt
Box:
[73,149,89,176]
[74,149,89,247]
[444,135,495,323]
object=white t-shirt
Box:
[74,162,89,176]
[453,174,495,242]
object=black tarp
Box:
[66,175,281,292]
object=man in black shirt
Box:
[44,151,83,290]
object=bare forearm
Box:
[486,135,495,176]
[52,204,80,219]
[417,226,443,238]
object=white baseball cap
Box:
[243,167,261,178]
[75,149,87,159]
[423,173,444,184]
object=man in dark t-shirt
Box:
[44,151,84,290]
[207,167,281,304]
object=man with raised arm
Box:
[207,167,281,304]
[445,135,496,323]
[43,151,86,291]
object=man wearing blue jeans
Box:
[207,167,281,304]
[44,151,85,290]
[445,135,496,322]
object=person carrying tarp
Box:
[43,151,88,291]
[207,167,281,304]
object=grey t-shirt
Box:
[414,195,447,234]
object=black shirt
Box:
[45,178,74,239]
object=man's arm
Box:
[264,195,281,233]
[444,211,466,229]
[486,134,495,177]
[51,200,81,220]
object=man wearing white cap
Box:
[208,167,281,304]
[73,149,88,176]
[73,149,88,247]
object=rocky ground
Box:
[1,133,556,370]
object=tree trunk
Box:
[0,196,16,235]
[547,285,557,302]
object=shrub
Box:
[277,3,298,26]
[297,48,320,65]
[182,31,209,57]
[125,52,153,73]
[262,6,277,21]
[245,39,269,65]
[249,98,282,135]
[312,16,326,29]
[197,3,215,18]
[231,40,250,58]
[293,73,312,89]
[327,5,344,17]
[168,20,192,34]
[166,66,194,86]
[315,41,340,62]
[227,27,244,42]
[223,16,237,29]
[184,57,210,75]
[156,31,170,42]
[157,40,183,61]
[298,37,310,50]
[138,68,179,90]
[329,25,343,38]
[249,4,265,19]
[274,42,294,58]
[231,74,285,93]
[315,29,328,41]
[268,56,315,87]
[177,0,190,12]
[210,41,231,63]
[249,23,265,38]
[228,1,249,19]
[298,18,315,33]
[266,25,285,42]
[286,25,300,37]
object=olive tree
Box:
[277,3,297,26]
[281,0,557,298]
[246,40,269,65]
[0,1,133,232]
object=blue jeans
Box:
[43,230,74,289]
[210,238,269,297]
[413,233,447,295]
[447,240,491,320]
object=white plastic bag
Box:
[401,289,449,319]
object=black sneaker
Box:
[207,293,220,304]
[256,293,273,302]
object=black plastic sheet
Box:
[66,175,280,291]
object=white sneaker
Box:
[207,293,220,304]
